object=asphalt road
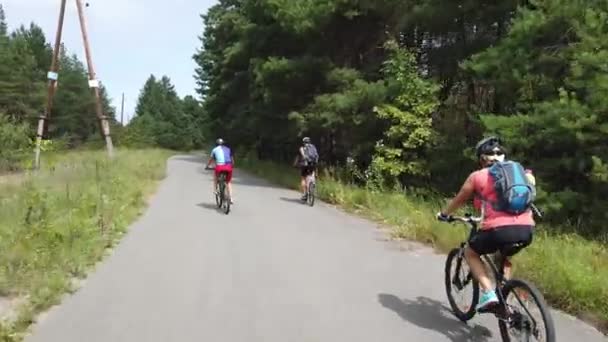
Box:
[25,154,607,341]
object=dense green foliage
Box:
[465,1,608,232]
[194,0,608,238]
[121,76,206,150]
[370,41,439,188]
[0,113,30,171]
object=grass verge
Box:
[238,155,608,334]
[0,148,172,341]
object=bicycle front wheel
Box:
[498,279,556,342]
[445,248,479,322]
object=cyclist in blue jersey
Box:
[206,138,235,204]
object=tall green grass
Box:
[239,156,608,333]
[0,149,172,341]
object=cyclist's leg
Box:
[502,258,512,281]
[467,230,501,309]
[464,247,494,291]
[225,165,234,203]
[300,167,309,199]
[213,166,219,194]
[309,167,316,190]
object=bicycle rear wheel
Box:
[307,181,315,207]
[216,175,225,208]
[215,189,221,207]
[223,190,231,215]
[498,279,555,342]
[220,172,230,215]
[445,248,479,322]
[223,198,230,214]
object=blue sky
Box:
[2,0,216,123]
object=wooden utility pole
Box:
[34,0,67,169]
[75,0,114,158]
[34,0,115,169]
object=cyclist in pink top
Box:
[438,137,536,311]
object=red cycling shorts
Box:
[214,164,233,182]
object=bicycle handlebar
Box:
[440,204,543,227]
[449,214,482,224]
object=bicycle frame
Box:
[217,172,229,199]
[304,171,316,206]
[306,172,315,189]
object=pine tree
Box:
[0,4,8,37]
[465,0,608,234]
[0,31,44,122]
[12,23,52,73]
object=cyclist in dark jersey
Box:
[293,137,317,201]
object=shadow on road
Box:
[196,202,222,214]
[378,294,493,342]
[279,196,304,204]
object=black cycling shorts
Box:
[469,225,533,256]
[300,165,315,177]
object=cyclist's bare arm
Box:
[293,150,303,167]
[206,152,215,169]
[441,174,475,215]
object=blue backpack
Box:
[486,160,536,214]
[303,143,319,166]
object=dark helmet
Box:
[475,136,503,158]
[302,137,311,144]
[216,138,224,145]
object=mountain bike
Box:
[205,166,231,215]
[442,214,555,342]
